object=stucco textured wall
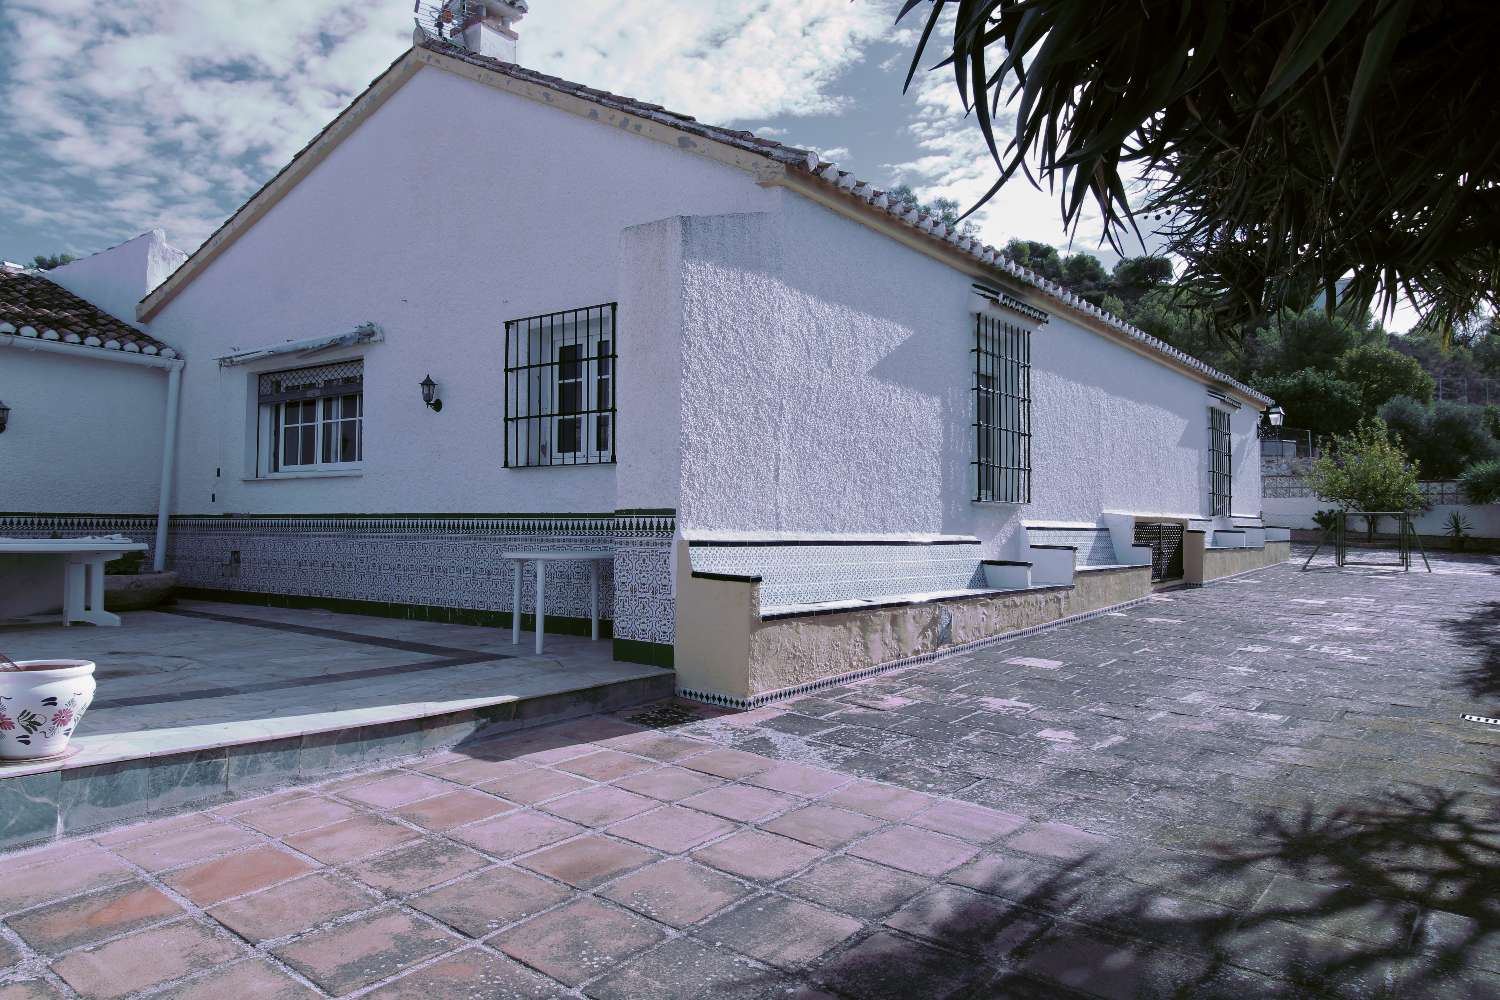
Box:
[144,64,776,516]
[47,230,186,329]
[672,199,1264,556]
[0,350,165,513]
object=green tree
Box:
[1306,419,1425,537]
[1458,459,1500,504]
[1337,344,1435,413]
[1377,397,1500,479]
[30,253,76,271]
[1261,309,1378,378]
[1253,369,1363,439]
[899,1,1500,338]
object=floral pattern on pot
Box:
[0,692,87,750]
[0,660,97,761]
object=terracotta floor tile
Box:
[337,772,452,809]
[0,979,69,1000]
[680,748,775,780]
[745,762,850,798]
[447,811,584,859]
[680,784,798,823]
[540,785,658,827]
[0,846,134,915]
[477,768,592,805]
[409,866,570,938]
[273,910,459,996]
[465,732,595,766]
[762,804,883,849]
[318,768,403,793]
[92,812,219,848]
[596,731,708,762]
[1005,822,1112,862]
[52,920,241,1000]
[208,789,309,819]
[282,814,420,865]
[812,930,982,1000]
[110,823,260,872]
[417,756,533,786]
[207,873,374,944]
[494,898,665,986]
[781,856,929,919]
[516,835,657,889]
[345,838,490,896]
[609,805,736,853]
[824,780,935,822]
[699,895,862,970]
[585,935,789,1000]
[162,845,315,906]
[847,826,979,877]
[6,882,183,955]
[612,765,725,801]
[884,885,1047,958]
[361,948,558,999]
[150,958,320,1000]
[555,750,655,781]
[599,859,754,928]
[392,788,516,831]
[910,801,1027,843]
[691,829,825,882]
[236,796,359,837]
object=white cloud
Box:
[0,0,891,253]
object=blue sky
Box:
[0,0,1119,269]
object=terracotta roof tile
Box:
[0,270,177,357]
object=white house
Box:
[1,2,1285,705]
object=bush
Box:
[1377,396,1500,479]
[1459,459,1500,504]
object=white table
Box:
[0,537,148,627]
[501,550,611,655]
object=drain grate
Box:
[1462,713,1500,726]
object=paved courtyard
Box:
[0,552,1496,999]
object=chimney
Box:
[458,0,526,62]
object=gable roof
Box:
[137,37,1268,407]
[0,269,177,357]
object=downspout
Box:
[153,364,181,572]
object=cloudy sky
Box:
[0,0,1121,269]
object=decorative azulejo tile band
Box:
[0,514,159,565]
[689,542,986,607]
[165,512,676,647]
[1026,526,1118,566]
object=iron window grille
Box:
[504,303,616,468]
[1209,406,1232,515]
[973,314,1032,503]
[256,360,363,473]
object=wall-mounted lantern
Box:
[0,399,9,433]
[1266,404,1285,428]
[419,374,442,412]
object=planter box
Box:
[105,571,177,612]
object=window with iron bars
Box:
[1209,406,1232,514]
[504,303,616,467]
[256,360,363,475]
[974,314,1031,503]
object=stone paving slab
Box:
[0,552,1496,998]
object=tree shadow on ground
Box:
[1444,600,1500,701]
[838,778,1500,999]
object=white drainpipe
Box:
[0,334,185,570]
[153,365,182,571]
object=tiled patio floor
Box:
[0,551,1496,998]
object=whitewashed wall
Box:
[0,349,166,513]
[144,64,777,517]
[670,200,1263,557]
[47,230,185,329]
[1264,495,1500,538]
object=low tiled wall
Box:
[1185,532,1291,585]
[675,537,1152,705]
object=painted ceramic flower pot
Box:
[0,660,96,761]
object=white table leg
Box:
[63,556,84,627]
[511,559,522,645]
[535,560,546,656]
[71,555,122,626]
[590,559,599,641]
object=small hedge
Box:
[1458,459,1500,505]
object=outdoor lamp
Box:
[0,399,9,433]
[419,374,442,412]
[1267,404,1285,427]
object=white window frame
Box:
[254,360,364,478]
[549,331,612,464]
